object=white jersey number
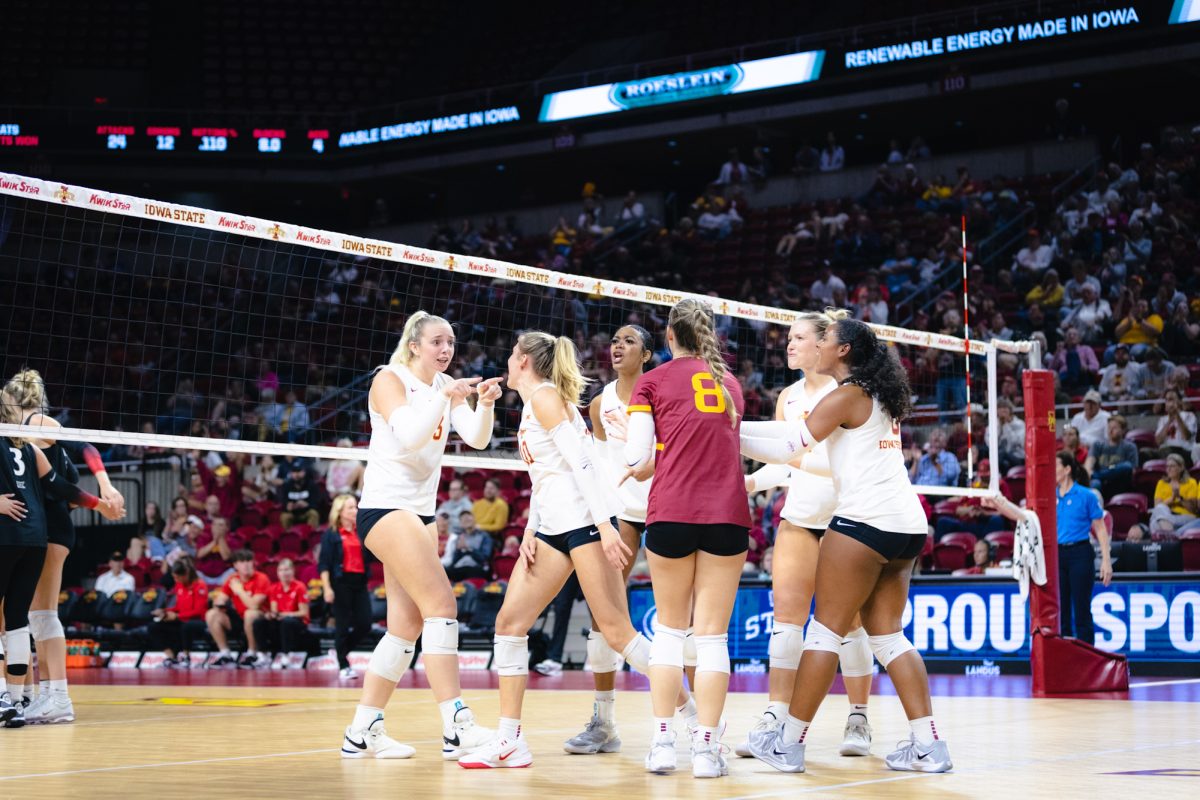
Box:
[9,447,26,476]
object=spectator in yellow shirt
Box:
[1149,454,1198,536]
[1108,298,1163,362]
[472,478,510,535]
[1025,268,1064,311]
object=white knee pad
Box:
[868,631,915,668]
[29,610,64,642]
[493,634,529,676]
[682,627,697,668]
[4,626,31,672]
[839,627,875,677]
[768,621,805,670]
[693,634,730,675]
[649,623,686,669]
[367,633,416,683]
[422,617,459,656]
[803,618,841,654]
[620,632,652,674]
[587,630,621,674]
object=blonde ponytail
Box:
[668,299,737,426]
[517,331,590,407]
[389,310,451,366]
[2,369,48,444]
[795,306,851,339]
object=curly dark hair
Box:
[831,318,913,422]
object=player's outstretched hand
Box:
[441,376,482,401]
[96,496,125,521]
[603,409,629,442]
[475,377,503,406]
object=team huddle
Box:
[339,298,952,779]
[0,296,951,777]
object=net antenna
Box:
[1,170,1022,497]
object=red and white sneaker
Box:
[458,735,533,769]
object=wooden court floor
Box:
[1,680,1197,799]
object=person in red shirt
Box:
[319,494,373,680]
[621,298,750,778]
[204,549,270,669]
[149,558,211,668]
[197,457,243,523]
[251,558,310,664]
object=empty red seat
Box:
[932,543,971,571]
[940,531,978,550]
[1181,531,1200,571]
[1108,492,1148,516]
[985,531,1015,561]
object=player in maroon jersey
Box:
[622,298,750,779]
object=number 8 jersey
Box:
[628,356,751,528]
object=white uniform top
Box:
[598,380,650,524]
[519,383,618,535]
[779,377,838,530]
[826,396,927,534]
[359,364,451,516]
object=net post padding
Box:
[1023,369,1128,695]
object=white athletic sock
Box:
[21,683,34,702]
[653,716,673,740]
[438,697,466,729]
[40,679,50,697]
[0,677,7,695]
[766,701,789,721]
[910,716,939,748]
[351,704,383,731]
[783,714,810,745]
[50,679,68,696]
[594,690,615,724]
[848,703,868,722]
[696,725,721,745]
[498,717,521,740]
[676,697,697,720]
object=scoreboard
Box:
[92,124,330,155]
[0,120,333,158]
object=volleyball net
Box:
[0,171,1035,502]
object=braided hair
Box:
[830,318,912,422]
[668,299,737,426]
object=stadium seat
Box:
[1005,465,1026,500]
[454,581,479,622]
[1134,460,1168,496]
[1108,492,1148,516]
[940,532,978,550]
[1125,428,1157,449]
[1182,531,1200,572]
[932,542,972,571]
[1104,503,1140,540]
[249,532,274,557]
[276,530,304,555]
[492,554,517,582]
[985,531,1015,561]
[919,535,935,572]
[370,584,388,622]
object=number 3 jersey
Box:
[629,357,751,528]
[0,440,49,546]
[359,364,452,516]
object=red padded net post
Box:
[1023,369,1060,635]
[1024,369,1129,695]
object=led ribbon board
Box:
[1170,0,1200,23]
[538,51,825,122]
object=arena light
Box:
[537,51,825,123]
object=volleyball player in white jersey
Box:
[458,331,654,769]
[340,310,503,761]
[739,318,951,774]
[735,311,875,759]
[564,325,698,755]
